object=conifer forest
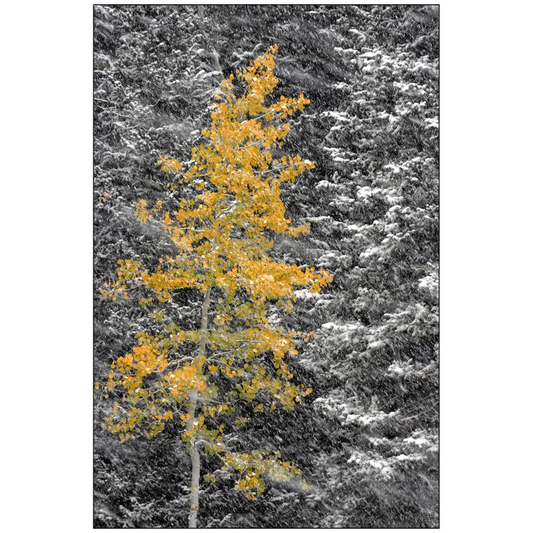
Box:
[94,5,439,528]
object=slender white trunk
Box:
[186,286,211,529]
[187,389,201,529]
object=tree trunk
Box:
[186,286,211,528]
[187,389,201,529]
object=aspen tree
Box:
[100,46,331,528]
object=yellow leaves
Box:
[104,405,147,441]
[235,417,248,428]
[213,310,233,326]
[196,414,206,428]
[135,199,151,224]
[98,191,111,205]
[138,297,153,308]
[149,309,166,322]
[236,474,265,500]
[158,155,182,173]
[164,363,207,396]
[222,446,304,500]
[112,259,142,285]
[202,404,233,419]
[139,265,197,301]
[308,268,334,292]
[106,333,170,399]
[222,367,240,378]
[173,364,196,382]
[194,180,206,191]
[235,258,329,304]
[115,353,134,371]
[100,47,330,474]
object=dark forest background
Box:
[94,5,439,528]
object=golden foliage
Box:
[100,46,331,493]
